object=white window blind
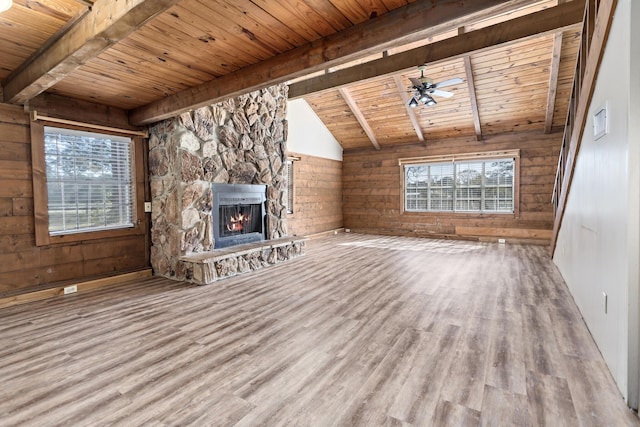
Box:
[44,126,134,235]
[285,160,294,214]
[404,158,514,213]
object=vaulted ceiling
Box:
[0,0,583,151]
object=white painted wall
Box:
[628,0,640,408]
[554,0,639,407]
[286,98,343,161]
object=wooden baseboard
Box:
[347,228,551,246]
[0,269,153,310]
[303,228,345,239]
[455,226,552,240]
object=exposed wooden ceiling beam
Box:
[458,27,483,141]
[463,57,483,141]
[4,5,92,92]
[130,0,545,125]
[288,1,583,99]
[2,0,183,105]
[393,76,425,144]
[457,27,483,142]
[544,32,564,133]
[339,88,380,151]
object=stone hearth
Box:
[149,84,304,284]
[181,237,306,284]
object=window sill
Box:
[401,211,518,219]
[43,223,145,246]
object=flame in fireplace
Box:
[227,212,251,232]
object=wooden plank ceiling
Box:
[0,0,582,151]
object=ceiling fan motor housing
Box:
[420,76,434,87]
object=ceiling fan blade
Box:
[409,77,424,88]
[433,77,463,88]
[431,89,454,98]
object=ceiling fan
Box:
[408,65,463,107]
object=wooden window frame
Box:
[286,156,300,217]
[31,120,146,247]
[399,149,520,217]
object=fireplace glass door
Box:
[219,204,263,238]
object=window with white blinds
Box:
[44,126,134,235]
[285,160,294,214]
[404,158,515,213]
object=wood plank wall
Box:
[287,153,343,237]
[342,131,561,243]
[0,99,150,297]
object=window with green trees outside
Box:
[404,158,515,213]
[44,126,134,235]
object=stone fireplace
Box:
[148,84,304,284]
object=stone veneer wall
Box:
[148,84,290,281]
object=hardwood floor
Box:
[0,233,637,426]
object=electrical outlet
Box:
[144,202,152,213]
[498,238,506,244]
[603,292,608,314]
[64,285,78,295]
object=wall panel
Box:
[553,0,639,404]
[287,153,343,236]
[0,102,149,297]
[342,131,561,243]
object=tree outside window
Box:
[44,126,134,235]
[404,158,515,213]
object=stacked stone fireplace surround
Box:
[149,84,305,284]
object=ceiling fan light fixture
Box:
[407,66,461,108]
[0,0,12,13]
